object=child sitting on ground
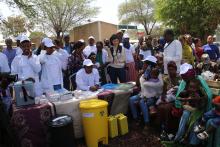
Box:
[178,79,206,112]
[194,96,220,140]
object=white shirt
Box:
[76,68,100,91]
[163,40,182,74]
[0,52,10,73]
[15,47,23,55]
[83,45,97,58]
[123,45,135,63]
[39,53,63,92]
[139,50,152,59]
[140,74,163,98]
[53,48,69,70]
[11,55,42,96]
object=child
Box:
[194,96,220,140]
[178,79,206,112]
[146,67,160,114]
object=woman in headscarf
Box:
[173,63,212,145]
[122,34,137,82]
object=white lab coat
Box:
[83,45,97,58]
[0,52,10,73]
[39,53,64,92]
[53,48,69,70]
[11,55,42,96]
[76,68,100,91]
[123,45,135,63]
[163,40,182,74]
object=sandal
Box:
[197,131,209,140]
[194,125,205,133]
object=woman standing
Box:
[122,34,137,82]
[67,41,85,90]
[106,34,126,84]
[193,38,203,62]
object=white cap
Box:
[20,35,30,43]
[63,32,69,37]
[16,34,23,41]
[79,39,85,43]
[142,55,157,63]
[41,37,51,44]
[88,36,95,40]
[180,63,193,75]
[83,59,94,66]
[123,34,129,38]
[44,39,55,48]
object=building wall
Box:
[70,21,117,43]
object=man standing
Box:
[75,59,100,91]
[39,39,64,92]
[2,38,16,68]
[83,36,97,58]
[11,36,42,96]
[203,35,220,61]
[163,29,182,74]
[0,52,10,73]
[63,33,73,54]
[15,34,23,55]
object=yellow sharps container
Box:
[80,99,108,147]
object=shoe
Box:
[197,131,209,140]
[142,125,150,135]
[194,125,205,133]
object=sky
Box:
[0,0,125,24]
[0,0,125,40]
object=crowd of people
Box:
[1,28,220,146]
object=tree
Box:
[7,0,98,38]
[0,15,31,37]
[155,0,220,41]
[29,31,47,40]
[118,0,156,35]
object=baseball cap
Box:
[180,63,193,75]
[83,59,94,66]
[20,35,30,43]
[142,55,157,63]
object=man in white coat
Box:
[163,29,182,74]
[0,52,10,73]
[39,39,64,92]
[76,59,100,91]
[83,36,97,58]
[11,36,42,96]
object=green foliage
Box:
[155,0,220,40]
[0,15,27,37]
[118,0,156,35]
[29,31,46,40]
[7,0,99,38]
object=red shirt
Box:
[195,47,203,60]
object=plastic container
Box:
[80,99,108,147]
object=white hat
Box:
[41,37,51,44]
[16,34,23,41]
[20,35,30,43]
[123,34,129,38]
[83,59,94,66]
[79,39,85,43]
[44,39,55,48]
[88,36,95,40]
[63,32,70,37]
[180,63,193,75]
[142,55,157,63]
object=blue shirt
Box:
[203,44,220,60]
[64,44,71,54]
[2,48,16,68]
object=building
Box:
[70,21,118,42]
